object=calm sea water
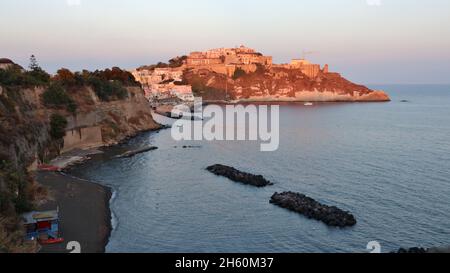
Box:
[69,85,450,253]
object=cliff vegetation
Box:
[0,56,159,252]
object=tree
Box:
[55,68,76,86]
[29,55,39,71]
[168,55,187,68]
[42,83,77,114]
[26,55,50,85]
[49,114,68,139]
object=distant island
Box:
[132,45,390,103]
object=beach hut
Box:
[21,208,64,244]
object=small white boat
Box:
[304,102,314,106]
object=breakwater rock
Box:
[393,246,450,253]
[116,146,158,158]
[394,247,428,253]
[206,164,273,187]
[270,192,357,227]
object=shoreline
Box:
[61,171,114,253]
[37,171,112,253]
[36,124,168,253]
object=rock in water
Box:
[270,192,357,227]
[116,146,158,158]
[395,247,428,254]
[206,164,273,187]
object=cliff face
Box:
[0,83,159,252]
[184,67,390,102]
[60,86,160,152]
[4,85,161,157]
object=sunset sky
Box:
[1,0,450,84]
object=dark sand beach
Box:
[37,172,112,253]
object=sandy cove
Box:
[37,171,112,253]
[35,128,167,253]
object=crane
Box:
[302,50,319,60]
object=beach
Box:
[37,171,112,253]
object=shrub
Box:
[49,114,68,140]
[168,56,187,68]
[90,67,139,86]
[0,66,50,87]
[54,68,77,86]
[42,84,77,113]
[24,69,50,86]
[87,77,128,101]
[26,55,50,86]
[0,161,34,214]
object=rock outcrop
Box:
[116,146,158,158]
[270,192,357,227]
[183,68,390,102]
[394,246,450,253]
[394,247,428,254]
[206,164,273,187]
[63,86,161,150]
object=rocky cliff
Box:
[184,67,390,102]
[0,66,160,252]
[58,86,160,152]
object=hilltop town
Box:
[132,45,390,103]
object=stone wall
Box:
[62,126,103,153]
[9,85,160,154]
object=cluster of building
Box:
[131,45,329,101]
[274,59,329,78]
[186,45,273,76]
[132,67,194,101]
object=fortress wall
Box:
[300,65,320,78]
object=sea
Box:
[68,84,450,253]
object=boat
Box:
[38,164,60,172]
[304,102,314,106]
[39,237,65,245]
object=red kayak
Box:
[38,164,60,172]
[39,238,64,245]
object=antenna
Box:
[302,50,318,60]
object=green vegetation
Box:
[168,55,188,68]
[42,83,77,113]
[0,160,34,214]
[89,67,139,86]
[0,57,142,252]
[52,67,135,101]
[49,114,68,140]
[0,64,50,88]
[53,68,83,87]
[232,67,247,80]
[0,159,37,253]
[0,55,49,88]
[86,77,128,101]
[0,56,135,103]
[0,55,51,87]
[26,55,51,85]
[137,55,187,72]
